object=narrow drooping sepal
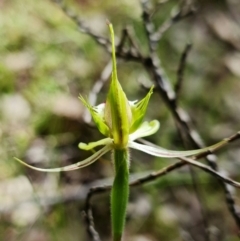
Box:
[79,95,110,137]
[130,86,154,133]
[14,145,111,172]
[111,149,129,241]
[104,23,132,149]
[129,139,230,158]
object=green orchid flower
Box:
[14,23,231,241]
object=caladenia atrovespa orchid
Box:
[15,23,234,241]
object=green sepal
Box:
[130,86,154,133]
[79,95,110,137]
[104,23,132,149]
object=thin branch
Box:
[83,207,102,241]
[175,43,192,104]
[84,186,109,241]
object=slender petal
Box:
[14,145,112,172]
[129,120,160,141]
[128,140,227,158]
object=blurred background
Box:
[0,0,240,240]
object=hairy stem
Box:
[111,149,129,241]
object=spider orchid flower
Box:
[14,23,224,172]
[14,23,229,241]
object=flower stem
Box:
[111,149,129,241]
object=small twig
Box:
[83,207,102,241]
[175,43,192,104]
[84,186,109,241]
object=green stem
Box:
[111,149,129,241]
